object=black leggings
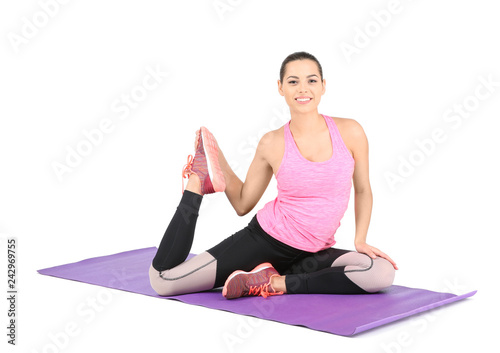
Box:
[150,190,395,295]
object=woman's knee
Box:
[149,266,189,296]
[148,253,218,296]
[149,264,171,296]
[366,257,395,293]
[345,256,395,293]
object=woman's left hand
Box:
[355,242,398,270]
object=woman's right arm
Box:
[217,132,274,216]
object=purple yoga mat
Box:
[37,247,476,336]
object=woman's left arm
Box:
[347,119,398,270]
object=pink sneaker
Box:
[182,126,226,195]
[222,263,284,299]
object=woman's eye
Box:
[288,80,317,84]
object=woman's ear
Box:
[277,79,284,96]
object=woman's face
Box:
[278,59,326,113]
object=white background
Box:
[1,0,498,352]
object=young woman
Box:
[149,51,397,299]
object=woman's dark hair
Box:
[279,51,323,84]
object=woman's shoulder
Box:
[261,124,285,143]
[328,115,365,136]
[327,116,367,156]
[326,115,358,127]
[255,125,286,165]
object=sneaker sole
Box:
[222,262,274,298]
[201,126,225,192]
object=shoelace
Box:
[181,154,194,194]
[248,280,284,299]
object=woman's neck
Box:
[289,111,324,136]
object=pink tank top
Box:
[256,114,355,252]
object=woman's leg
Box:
[151,180,202,272]
[149,125,228,296]
[206,215,308,288]
[149,210,307,296]
[279,248,396,294]
[149,175,220,296]
[149,251,218,296]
